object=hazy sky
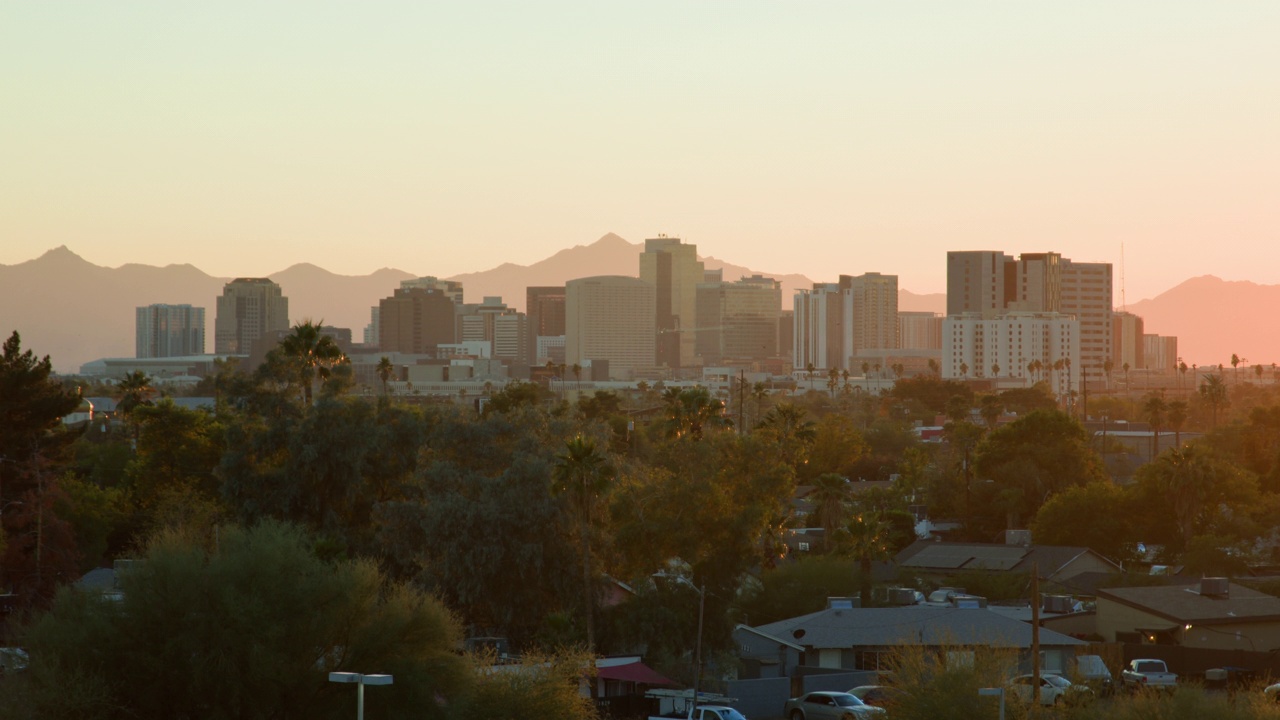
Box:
[3,3,1277,300]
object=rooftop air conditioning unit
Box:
[1042,595,1073,614]
[1200,577,1229,597]
[889,588,918,606]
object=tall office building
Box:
[1112,311,1145,371]
[898,312,943,351]
[793,283,844,371]
[947,251,1011,316]
[639,236,703,370]
[1061,260,1113,381]
[214,278,289,354]
[527,286,566,364]
[1143,334,1178,372]
[695,274,782,364]
[378,287,456,355]
[459,297,529,365]
[400,276,464,304]
[841,272,899,360]
[136,304,205,358]
[566,276,656,378]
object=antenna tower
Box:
[1120,242,1127,311]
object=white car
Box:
[1007,673,1091,706]
[1264,682,1280,702]
[783,691,887,720]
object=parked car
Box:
[1007,673,1092,706]
[649,706,749,720]
[1074,655,1115,696]
[847,685,903,709]
[784,691,887,720]
[1264,681,1280,703]
[0,647,29,677]
[1121,658,1177,691]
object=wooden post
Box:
[1030,562,1040,718]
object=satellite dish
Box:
[792,629,806,640]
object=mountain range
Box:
[0,235,1272,372]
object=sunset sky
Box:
[2,3,1277,301]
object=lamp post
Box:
[329,672,393,720]
[654,573,705,717]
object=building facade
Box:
[695,274,782,365]
[943,312,1080,394]
[526,286,566,364]
[214,278,289,354]
[378,287,456,355]
[136,304,205,358]
[566,276,656,379]
[1112,311,1145,371]
[1143,334,1178,372]
[793,283,844,371]
[898,312,943,350]
[841,272,899,360]
[639,236,703,370]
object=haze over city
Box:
[3,3,1279,302]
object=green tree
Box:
[277,319,348,405]
[1031,481,1136,563]
[1132,444,1256,550]
[973,410,1105,530]
[16,521,472,720]
[803,414,869,482]
[806,473,851,548]
[1167,400,1189,449]
[553,435,614,652]
[756,402,817,472]
[0,331,82,607]
[840,512,893,608]
[661,387,731,441]
[979,395,1003,429]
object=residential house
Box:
[1095,578,1280,651]
[895,540,1120,587]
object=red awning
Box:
[597,661,675,686]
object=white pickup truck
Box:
[649,706,748,720]
[1121,659,1177,691]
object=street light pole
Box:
[692,582,704,719]
[329,672,394,720]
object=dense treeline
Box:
[7,325,1280,717]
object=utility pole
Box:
[738,369,746,434]
[1030,562,1040,720]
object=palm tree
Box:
[979,394,1003,429]
[927,358,940,377]
[805,362,816,392]
[1166,400,1189,449]
[1231,353,1241,385]
[1103,359,1114,390]
[991,363,1001,379]
[752,382,769,429]
[827,368,840,396]
[1254,364,1264,384]
[1178,360,1188,394]
[279,320,347,405]
[1141,394,1168,460]
[375,356,394,397]
[808,474,852,551]
[861,361,871,378]
[662,387,731,441]
[116,370,154,418]
[572,362,582,397]
[552,435,614,652]
[758,402,817,469]
[842,512,893,609]
[1199,374,1228,430]
[1122,362,1131,393]
[959,362,969,379]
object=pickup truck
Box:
[649,706,748,720]
[1121,659,1177,691]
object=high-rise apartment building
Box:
[841,272,899,360]
[566,276,655,379]
[136,304,206,358]
[526,286,566,364]
[214,278,289,354]
[793,283,844,371]
[378,287,456,355]
[947,251,1112,382]
[943,312,1079,394]
[639,236,703,370]
[695,274,782,364]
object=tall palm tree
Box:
[1178,360,1188,395]
[375,356,394,397]
[1231,353,1242,385]
[979,394,1003,429]
[552,435,613,652]
[842,512,893,609]
[1199,374,1228,430]
[808,474,852,551]
[1254,364,1264,384]
[116,370,154,418]
[279,320,347,405]
[1166,400,1189,449]
[991,363,1001,379]
[959,362,969,379]
[758,402,817,470]
[1141,394,1167,460]
[662,387,731,441]
[572,363,582,397]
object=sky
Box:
[2,2,1278,301]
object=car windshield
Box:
[832,694,866,707]
[718,710,748,720]
[1045,675,1072,688]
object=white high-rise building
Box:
[793,283,844,371]
[943,312,1079,395]
[841,272,898,362]
[566,276,656,379]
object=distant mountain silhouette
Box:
[1127,275,1280,366]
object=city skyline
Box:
[3,3,1279,302]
